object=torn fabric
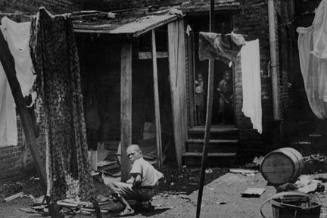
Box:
[0,16,36,147]
[297,0,327,119]
[1,17,35,97]
[297,26,327,119]
[30,8,94,200]
[241,39,262,134]
[311,0,327,59]
[199,32,245,62]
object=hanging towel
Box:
[297,0,327,119]
[1,17,35,97]
[241,39,262,134]
[0,64,17,147]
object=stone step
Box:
[188,125,239,139]
[182,152,237,157]
[185,139,239,153]
[182,152,237,166]
[186,139,239,144]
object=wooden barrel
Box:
[260,147,304,185]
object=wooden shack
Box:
[73,10,187,177]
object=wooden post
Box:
[196,0,215,217]
[151,30,163,169]
[0,31,46,189]
[120,42,133,181]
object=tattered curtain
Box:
[30,8,94,200]
[297,0,327,119]
[168,19,187,167]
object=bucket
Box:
[260,147,304,185]
[260,192,321,218]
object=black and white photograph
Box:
[0,0,327,217]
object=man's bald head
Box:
[127,144,142,163]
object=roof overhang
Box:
[73,13,180,37]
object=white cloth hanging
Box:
[0,17,35,146]
[0,64,17,146]
[297,0,327,119]
[241,39,262,134]
[1,17,35,97]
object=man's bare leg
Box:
[114,193,134,216]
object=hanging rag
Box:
[241,39,262,134]
[30,8,94,201]
[0,17,35,147]
[198,31,245,63]
[1,17,36,97]
[168,19,187,167]
[297,0,327,119]
[0,64,17,147]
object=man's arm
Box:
[127,174,142,187]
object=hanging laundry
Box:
[241,39,262,134]
[1,17,35,97]
[30,8,94,201]
[198,31,245,63]
[297,0,327,119]
[0,17,35,147]
[311,0,327,59]
[0,64,17,147]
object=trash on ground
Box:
[241,187,265,197]
[205,168,213,174]
[4,192,24,202]
[230,168,258,176]
[296,175,325,194]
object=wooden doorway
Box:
[185,13,235,127]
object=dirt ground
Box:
[1,167,327,218]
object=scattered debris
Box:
[241,188,265,197]
[216,201,227,205]
[29,177,40,182]
[19,208,38,214]
[229,168,258,176]
[276,183,297,193]
[295,175,325,194]
[4,192,24,202]
[205,168,213,174]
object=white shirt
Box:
[130,158,164,187]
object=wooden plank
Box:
[138,51,168,60]
[151,30,163,169]
[120,42,133,181]
[0,31,46,190]
[186,31,195,127]
[196,1,215,217]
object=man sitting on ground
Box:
[105,144,164,216]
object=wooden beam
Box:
[151,30,163,169]
[120,42,133,181]
[196,0,215,217]
[138,51,168,60]
[0,31,46,190]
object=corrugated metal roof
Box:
[73,12,179,37]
